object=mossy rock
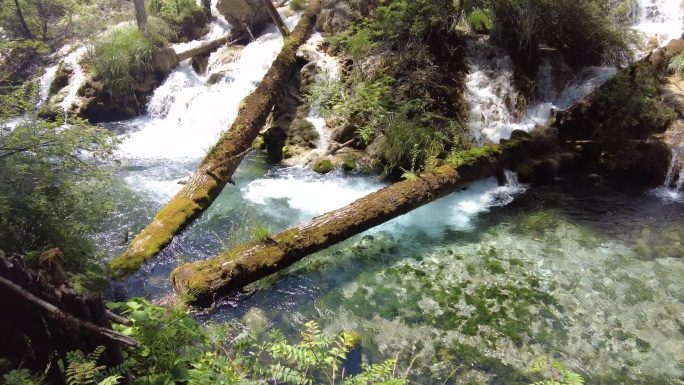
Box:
[282,145,292,159]
[49,62,72,95]
[288,118,319,148]
[252,136,265,150]
[342,158,357,171]
[312,158,334,174]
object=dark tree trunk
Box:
[13,0,34,39]
[134,0,148,31]
[171,138,534,305]
[110,0,323,279]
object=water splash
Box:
[298,31,340,151]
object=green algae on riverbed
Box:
[268,207,684,383]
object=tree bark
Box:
[171,137,532,305]
[111,0,322,279]
[13,0,34,40]
[262,0,290,37]
[134,0,148,31]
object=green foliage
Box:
[529,356,584,385]
[252,225,272,243]
[90,21,171,96]
[0,84,118,279]
[466,8,493,34]
[592,69,675,143]
[0,0,77,42]
[472,0,635,67]
[669,53,684,78]
[64,346,124,385]
[289,0,306,11]
[107,299,408,384]
[147,0,204,26]
[3,368,43,385]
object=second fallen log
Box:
[171,135,533,305]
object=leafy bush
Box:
[91,20,171,96]
[669,53,684,77]
[475,0,635,68]
[148,0,204,26]
[108,298,408,384]
[0,85,119,279]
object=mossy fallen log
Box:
[111,0,322,279]
[171,135,533,305]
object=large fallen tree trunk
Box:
[171,135,534,305]
[110,0,322,279]
[175,32,243,62]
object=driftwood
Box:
[171,136,533,305]
[175,33,245,62]
[0,276,138,348]
[111,0,323,279]
[0,251,136,384]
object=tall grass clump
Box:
[91,19,171,96]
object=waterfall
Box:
[37,65,58,106]
[59,46,88,119]
[635,0,684,46]
[299,31,340,151]
[464,38,616,146]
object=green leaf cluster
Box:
[0,84,119,281]
[106,299,408,385]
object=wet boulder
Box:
[216,0,272,36]
[317,0,379,34]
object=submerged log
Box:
[171,136,533,305]
[111,0,322,278]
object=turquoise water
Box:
[102,152,684,384]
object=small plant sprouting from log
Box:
[252,224,272,243]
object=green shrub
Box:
[289,0,306,11]
[669,53,684,77]
[481,0,635,67]
[148,0,204,26]
[91,20,171,96]
[0,84,119,285]
[106,299,408,385]
[467,8,493,34]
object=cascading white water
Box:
[298,31,340,151]
[635,0,684,45]
[59,46,87,117]
[465,39,616,145]
[37,65,58,106]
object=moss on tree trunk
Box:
[110,0,322,279]
[171,137,533,305]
